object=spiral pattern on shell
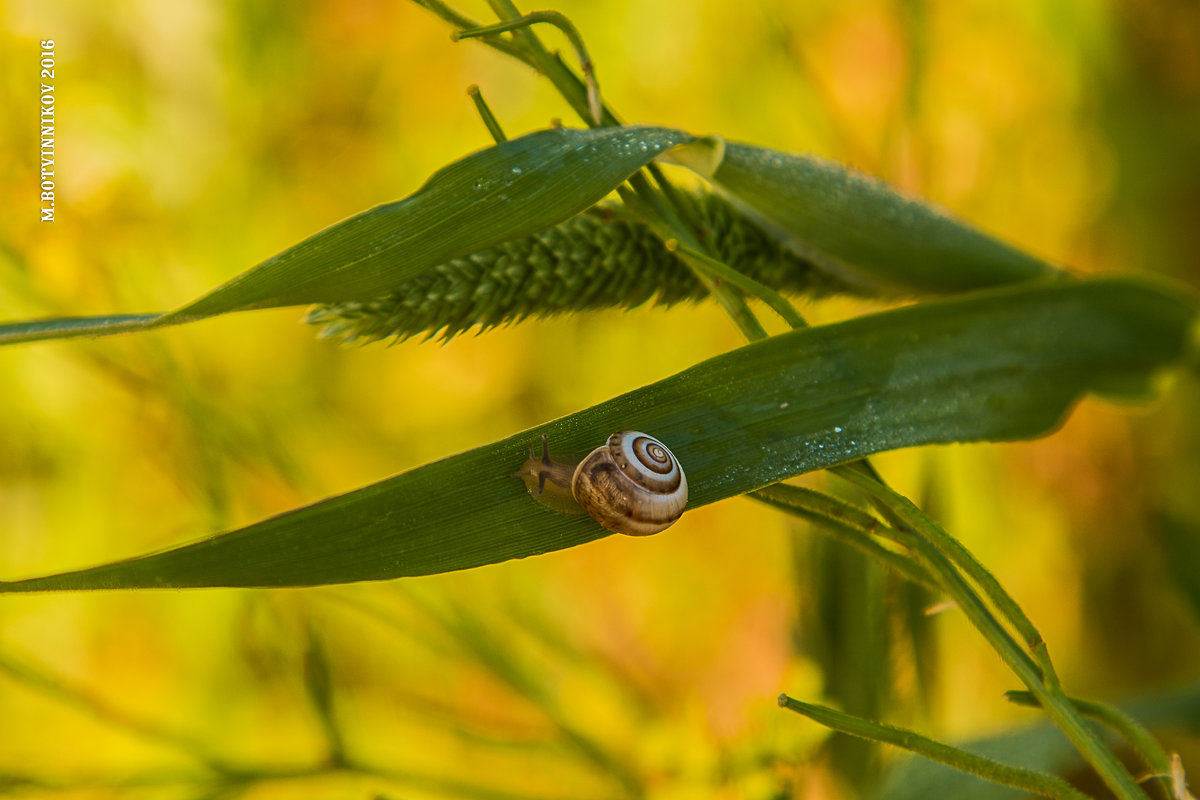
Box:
[571,431,688,536]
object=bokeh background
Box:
[1,1,1199,797]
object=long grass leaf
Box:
[676,137,1062,293]
[162,126,692,320]
[0,127,693,346]
[0,277,1192,590]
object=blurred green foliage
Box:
[1,1,1198,797]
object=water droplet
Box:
[510,166,523,175]
[833,426,843,433]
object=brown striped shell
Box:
[570,431,688,536]
[516,430,689,536]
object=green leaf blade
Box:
[691,139,1062,294]
[2,277,1193,591]
[0,127,693,347]
[0,314,160,346]
[162,126,693,321]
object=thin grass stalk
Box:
[466,85,507,142]
[836,469,1151,800]
[412,0,534,64]
[750,484,938,590]
[478,0,765,337]
[777,694,1091,800]
[455,11,602,123]
[670,241,807,329]
[1006,690,1174,790]
[615,185,769,341]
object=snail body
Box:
[516,430,688,536]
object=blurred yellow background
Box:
[1,1,1199,797]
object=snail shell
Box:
[516,430,688,536]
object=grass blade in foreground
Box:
[163,126,693,319]
[0,126,692,345]
[0,277,1193,590]
[0,314,161,346]
[673,137,1061,294]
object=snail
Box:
[515,430,688,536]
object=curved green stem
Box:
[778,694,1091,800]
[1006,690,1173,790]
[412,0,534,65]
[457,2,768,343]
[616,185,768,341]
[751,484,938,590]
[669,241,807,329]
[455,11,602,124]
[466,85,507,143]
[837,469,1151,800]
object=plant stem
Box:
[466,85,507,143]
[837,469,1151,800]
[834,465,1046,655]
[483,0,610,127]
[411,0,534,65]
[615,185,769,341]
[751,484,938,589]
[669,241,807,329]
[464,2,774,342]
[777,694,1091,800]
[455,11,602,124]
[1006,690,1174,789]
[439,0,797,343]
